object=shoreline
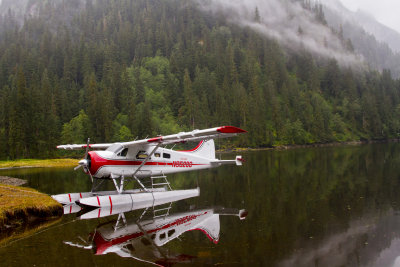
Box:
[218,139,400,153]
[0,183,63,235]
[0,139,399,167]
[0,166,39,171]
[0,158,77,170]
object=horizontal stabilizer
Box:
[214,208,248,220]
[211,155,244,166]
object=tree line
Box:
[0,0,399,159]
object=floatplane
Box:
[64,201,247,265]
[52,126,246,208]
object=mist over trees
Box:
[0,0,400,159]
[322,1,400,78]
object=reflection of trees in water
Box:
[3,144,400,266]
[278,211,400,267]
[180,143,400,266]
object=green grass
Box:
[0,158,78,169]
[0,184,62,228]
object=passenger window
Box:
[117,148,128,157]
[154,153,160,157]
[159,232,166,240]
[136,151,148,159]
[168,229,175,237]
[163,153,170,159]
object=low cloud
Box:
[194,0,363,67]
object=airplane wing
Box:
[57,126,246,150]
[121,126,246,148]
[57,143,114,150]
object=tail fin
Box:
[183,139,216,159]
[188,214,220,244]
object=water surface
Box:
[1,143,400,266]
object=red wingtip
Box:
[147,136,163,143]
[217,126,247,134]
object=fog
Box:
[194,0,363,67]
[0,0,364,67]
[339,0,400,34]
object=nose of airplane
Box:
[78,159,88,166]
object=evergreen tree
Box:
[0,0,399,159]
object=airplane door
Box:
[153,148,164,176]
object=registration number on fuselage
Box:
[172,161,193,167]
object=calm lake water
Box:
[1,143,400,266]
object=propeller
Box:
[74,138,93,182]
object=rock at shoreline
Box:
[0,176,27,186]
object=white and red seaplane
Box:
[52,126,246,208]
[65,203,247,265]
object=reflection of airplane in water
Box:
[62,191,247,266]
[92,207,246,265]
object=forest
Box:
[0,0,400,159]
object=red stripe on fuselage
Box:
[88,151,207,176]
[93,211,209,255]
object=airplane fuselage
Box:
[88,145,216,178]
[93,208,219,255]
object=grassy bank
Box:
[0,184,63,230]
[0,158,78,169]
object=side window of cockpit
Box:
[117,148,128,157]
[136,150,148,159]
[163,153,170,159]
[154,152,161,158]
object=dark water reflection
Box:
[1,143,400,266]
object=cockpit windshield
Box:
[106,143,124,153]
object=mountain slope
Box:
[324,0,400,52]
[323,0,400,78]
[0,0,399,159]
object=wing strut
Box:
[136,220,168,259]
[132,143,162,192]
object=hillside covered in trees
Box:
[0,0,400,159]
